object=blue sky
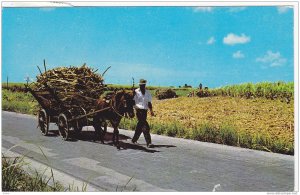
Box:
[2,6,294,88]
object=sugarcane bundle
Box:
[155,88,178,100]
[33,63,108,110]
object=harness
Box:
[111,103,127,118]
[104,93,132,119]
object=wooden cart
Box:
[26,84,108,141]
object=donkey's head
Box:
[115,90,135,118]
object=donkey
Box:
[93,90,135,149]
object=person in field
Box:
[132,79,155,148]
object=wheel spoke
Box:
[58,114,69,140]
[38,110,48,136]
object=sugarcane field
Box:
[2,3,296,193]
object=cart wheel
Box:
[38,109,49,136]
[58,113,69,141]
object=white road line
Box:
[212,184,221,192]
[63,157,176,191]
[2,135,58,158]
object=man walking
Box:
[132,79,155,148]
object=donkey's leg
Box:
[114,126,120,149]
[93,116,105,143]
[112,128,115,145]
[94,125,105,143]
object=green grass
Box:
[2,82,26,88]
[2,151,64,191]
[2,82,27,92]
[2,143,135,192]
[2,153,93,191]
[106,84,164,91]
[2,89,38,115]
[105,84,195,97]
[2,144,91,192]
[209,81,294,101]
[173,87,196,97]
[3,81,293,100]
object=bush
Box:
[155,89,178,100]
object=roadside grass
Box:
[2,142,135,192]
[118,118,293,155]
[2,147,65,192]
[2,144,91,192]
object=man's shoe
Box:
[131,140,138,144]
[147,143,154,148]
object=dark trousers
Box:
[132,109,151,144]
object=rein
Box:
[111,104,126,118]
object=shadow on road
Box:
[75,131,131,141]
[45,129,176,153]
[150,144,176,148]
[47,130,60,137]
[46,130,130,141]
[118,141,160,153]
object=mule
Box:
[93,90,135,149]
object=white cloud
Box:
[206,37,216,45]
[223,33,251,45]
[233,50,245,59]
[227,7,247,12]
[193,7,214,12]
[277,6,293,14]
[256,50,287,67]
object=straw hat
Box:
[139,79,147,85]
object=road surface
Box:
[1,111,294,191]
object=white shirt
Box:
[134,88,152,110]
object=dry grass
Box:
[151,96,294,143]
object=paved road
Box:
[1,111,295,191]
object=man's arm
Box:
[148,102,154,116]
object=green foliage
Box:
[2,89,38,115]
[173,88,196,97]
[106,84,165,91]
[2,82,27,92]
[2,145,89,192]
[209,81,294,101]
